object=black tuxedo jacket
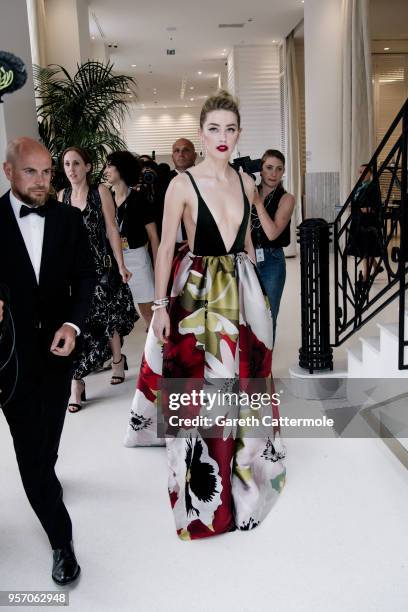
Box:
[0,192,96,399]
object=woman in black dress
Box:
[104,151,159,328]
[347,164,384,281]
[58,147,138,412]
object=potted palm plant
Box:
[34,60,136,187]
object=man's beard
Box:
[15,187,49,207]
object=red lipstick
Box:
[217,145,228,152]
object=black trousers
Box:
[3,363,73,549]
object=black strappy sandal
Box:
[68,380,86,413]
[110,355,128,385]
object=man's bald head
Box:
[172,138,196,172]
[6,137,51,166]
[3,137,52,206]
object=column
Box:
[304,0,342,220]
[44,0,91,76]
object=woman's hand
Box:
[152,308,170,343]
[119,264,132,283]
[253,188,264,209]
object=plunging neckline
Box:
[185,171,249,255]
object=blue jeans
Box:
[256,247,286,345]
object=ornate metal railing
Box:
[333,99,408,368]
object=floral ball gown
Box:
[124,171,286,540]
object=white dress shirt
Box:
[9,191,80,336]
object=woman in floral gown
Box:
[124,91,286,540]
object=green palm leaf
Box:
[34,60,137,187]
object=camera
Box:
[140,166,157,185]
[232,155,262,175]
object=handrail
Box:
[332,98,408,369]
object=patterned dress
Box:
[124,172,286,540]
[63,187,138,379]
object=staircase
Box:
[347,311,408,378]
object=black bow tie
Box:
[20,204,48,218]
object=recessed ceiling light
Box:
[384,47,390,51]
[190,97,194,101]
[131,64,137,67]
[91,36,95,40]
[198,71,202,75]
[184,105,188,107]
[190,86,194,90]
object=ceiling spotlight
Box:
[91,36,95,40]
[198,71,202,75]
[190,97,194,101]
[190,86,194,90]
[184,105,188,107]
[272,39,277,43]
[131,64,137,67]
[384,47,390,51]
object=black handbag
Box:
[99,251,122,293]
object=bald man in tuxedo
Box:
[0,137,96,584]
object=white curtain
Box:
[284,32,303,256]
[340,0,373,204]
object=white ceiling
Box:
[88,0,304,108]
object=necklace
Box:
[251,186,277,231]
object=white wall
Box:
[304,0,342,173]
[0,0,38,194]
[121,106,201,157]
[228,45,282,160]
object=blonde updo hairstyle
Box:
[199,89,241,129]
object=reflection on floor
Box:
[1,256,408,612]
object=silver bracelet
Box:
[151,303,168,311]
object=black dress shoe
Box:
[52,542,81,585]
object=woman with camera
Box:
[58,147,137,412]
[251,149,295,344]
[104,151,159,328]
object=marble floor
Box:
[1,256,408,612]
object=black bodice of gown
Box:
[185,171,250,256]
